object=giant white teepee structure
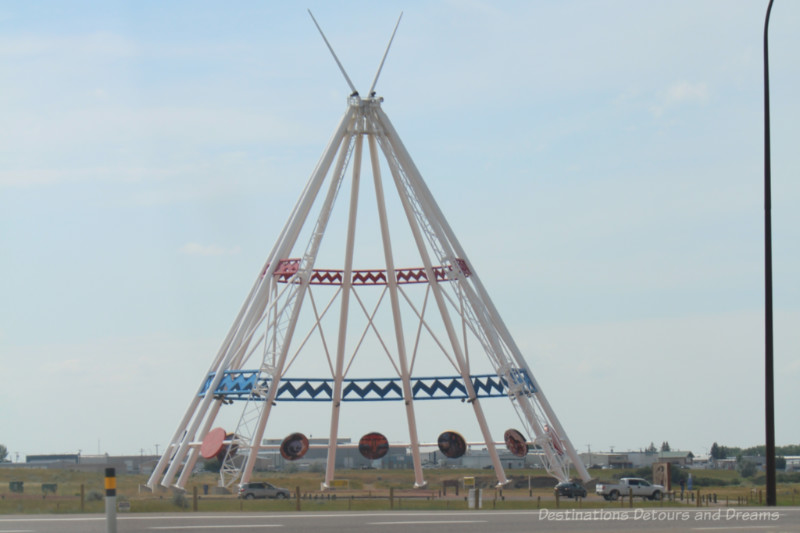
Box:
[147,13,590,492]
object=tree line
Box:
[710,442,800,460]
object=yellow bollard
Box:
[104,468,117,533]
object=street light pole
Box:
[762,0,776,507]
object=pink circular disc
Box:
[504,428,528,457]
[200,427,227,459]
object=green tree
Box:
[738,460,757,478]
[778,444,800,455]
[661,441,671,452]
[741,445,766,456]
[0,444,8,462]
[202,458,221,473]
[710,442,721,459]
[670,464,686,485]
[710,442,736,459]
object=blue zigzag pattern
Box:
[343,379,403,400]
[200,370,535,402]
[473,375,508,396]
[277,379,332,400]
[412,378,466,398]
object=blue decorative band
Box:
[200,369,536,402]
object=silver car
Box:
[237,481,291,499]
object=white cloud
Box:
[42,358,82,375]
[0,31,138,58]
[443,0,505,18]
[650,81,710,117]
[666,81,709,104]
[179,243,241,256]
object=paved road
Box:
[1,508,799,533]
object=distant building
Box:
[579,450,695,469]
[24,453,160,474]
[658,451,694,466]
[739,455,767,468]
[716,458,737,470]
[579,452,637,469]
[460,449,526,470]
[784,456,800,472]
[26,454,79,466]
[691,455,712,468]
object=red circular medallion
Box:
[358,432,390,460]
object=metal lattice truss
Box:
[146,93,590,492]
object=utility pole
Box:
[762,0,777,507]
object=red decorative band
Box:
[264,258,471,286]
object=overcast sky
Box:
[1,1,798,463]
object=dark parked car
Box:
[237,481,291,499]
[555,481,587,498]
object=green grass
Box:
[1,466,798,514]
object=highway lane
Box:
[1,508,799,533]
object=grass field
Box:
[1,466,798,514]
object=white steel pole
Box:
[403,166,587,481]
[367,132,425,488]
[209,107,355,489]
[239,123,357,486]
[176,399,225,488]
[147,270,264,489]
[270,108,356,267]
[158,107,358,489]
[160,323,261,487]
[324,132,364,487]
[307,10,358,96]
[375,107,588,483]
[367,13,403,97]
[147,396,202,489]
[375,123,508,487]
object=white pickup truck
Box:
[596,477,665,501]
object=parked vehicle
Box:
[596,477,664,501]
[555,481,587,498]
[237,481,291,499]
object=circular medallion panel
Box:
[280,432,309,461]
[358,432,390,460]
[504,428,528,457]
[437,431,467,459]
